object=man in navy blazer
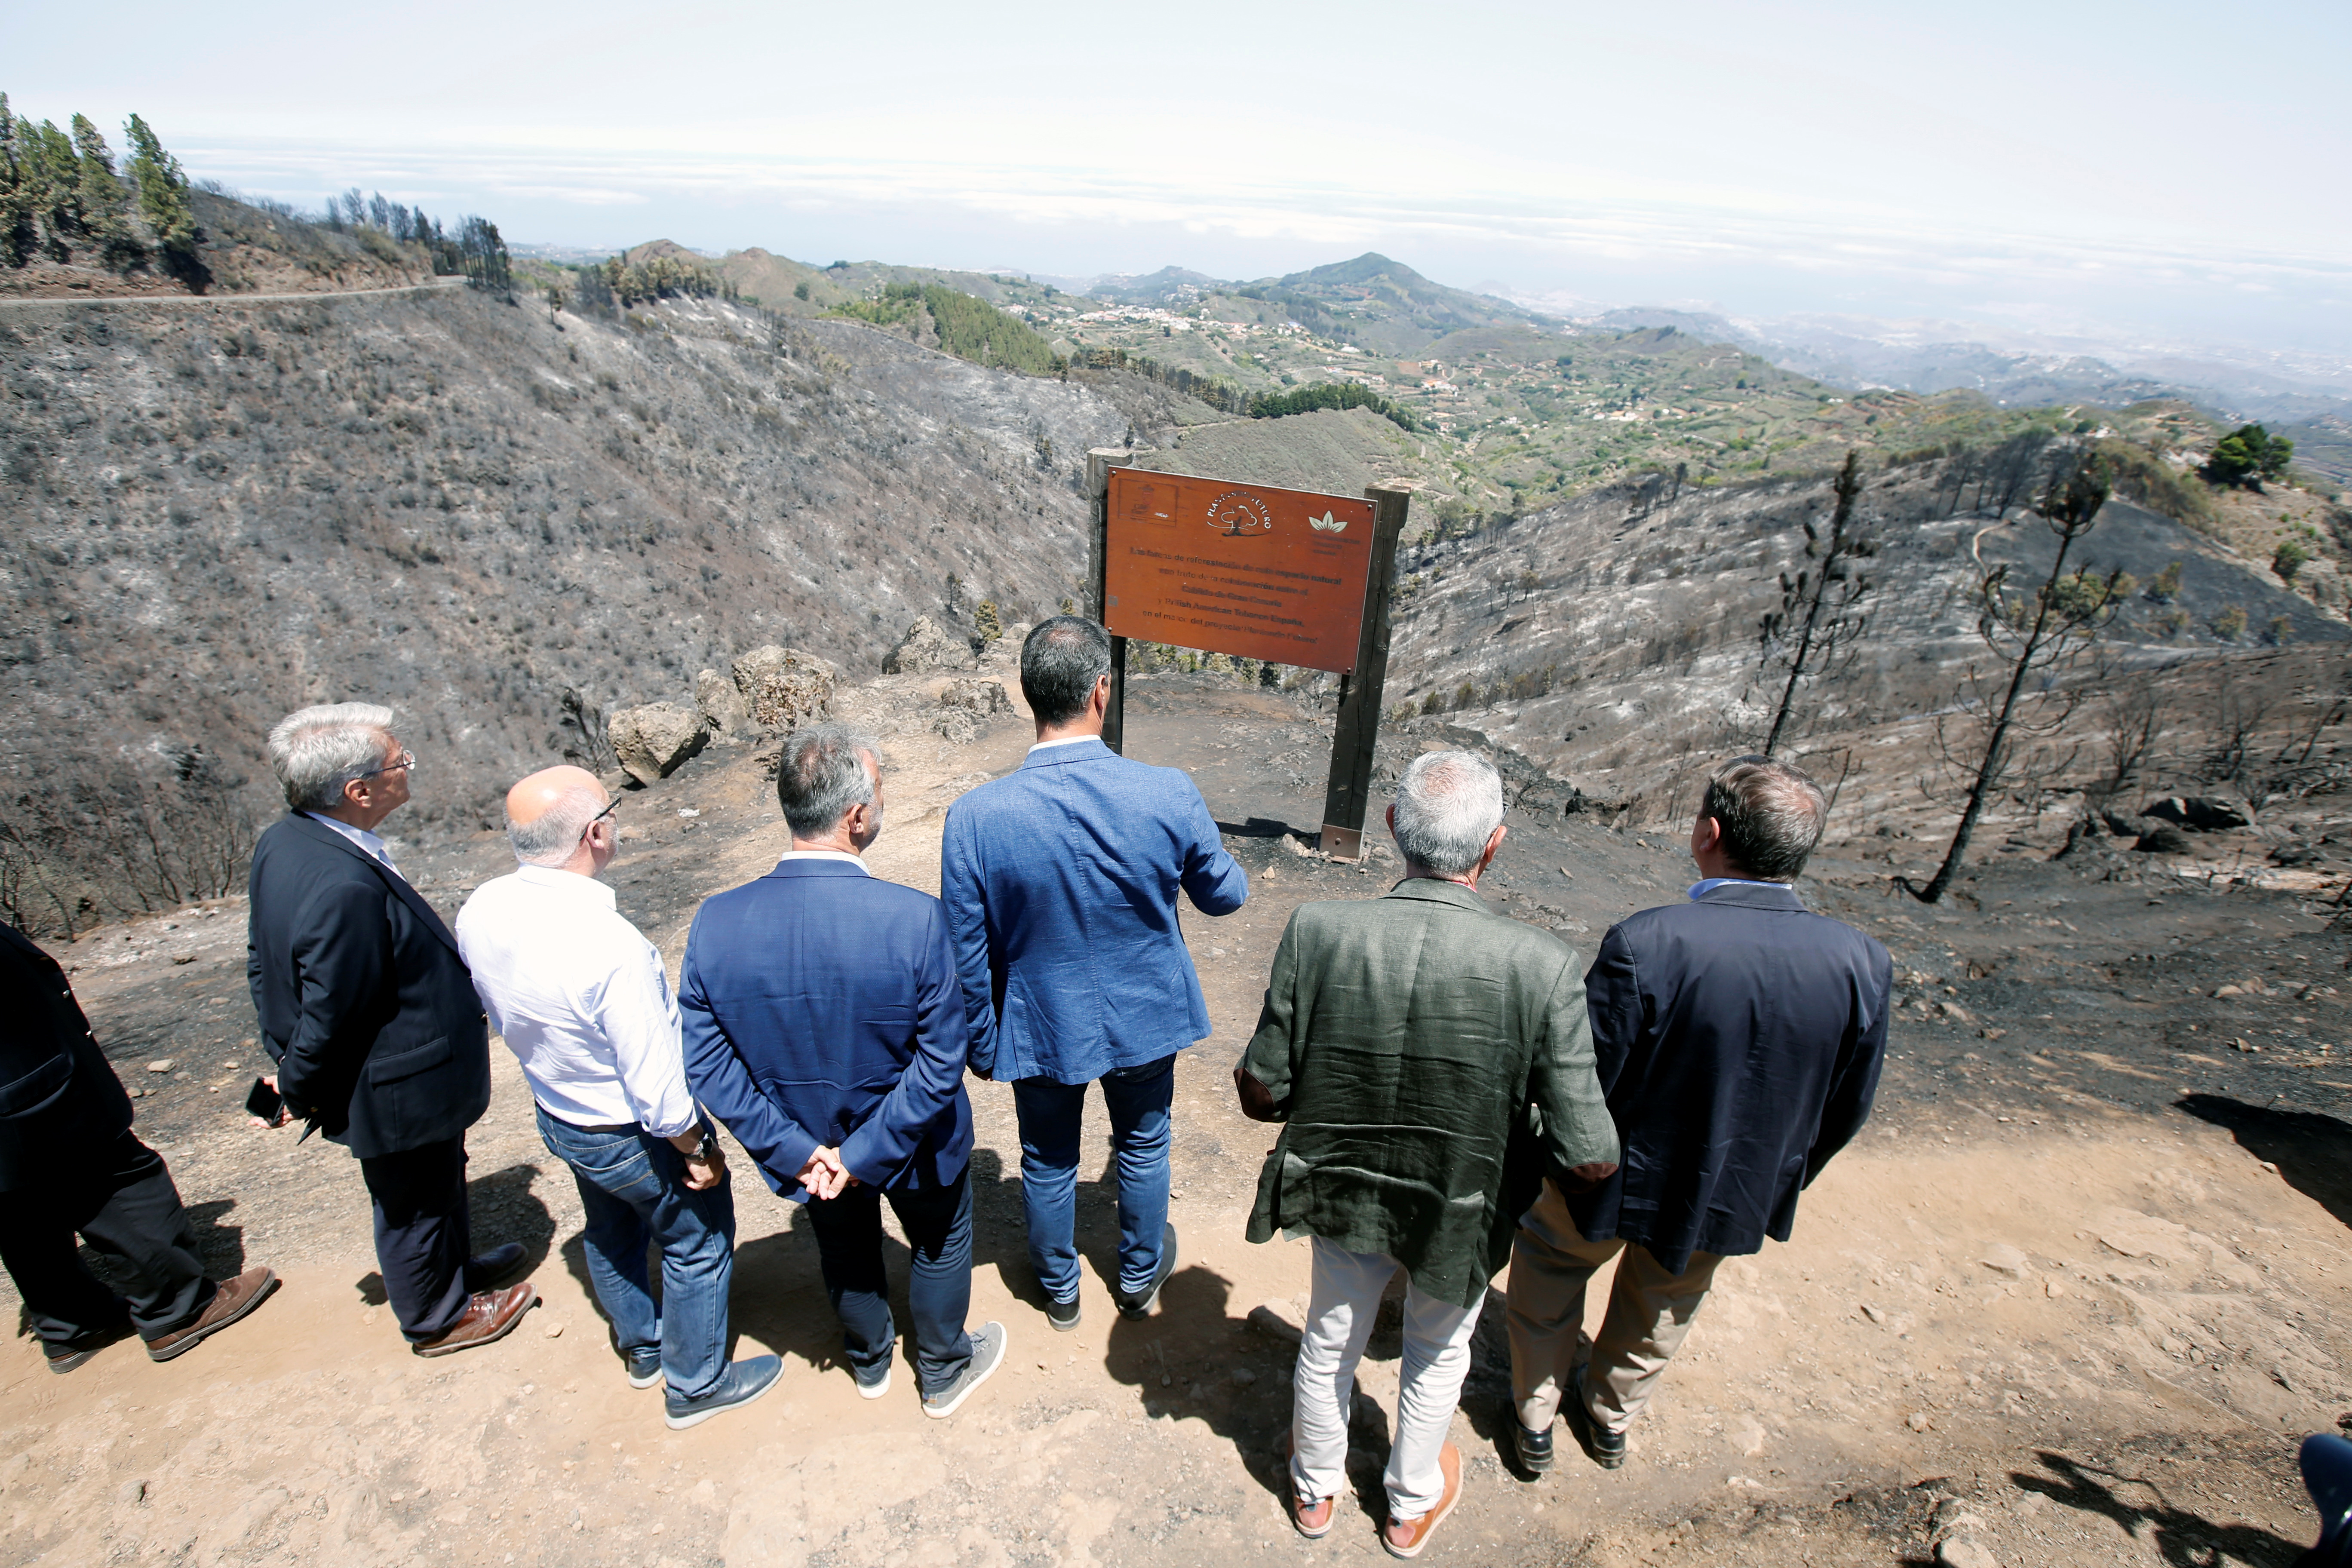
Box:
[941,617,1247,1330]
[1506,755,1889,1474]
[246,704,536,1357]
[683,724,1006,1418]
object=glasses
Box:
[358,750,416,779]
[587,795,620,831]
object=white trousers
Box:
[1289,1237,1483,1521]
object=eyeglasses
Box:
[587,795,620,830]
[358,750,416,779]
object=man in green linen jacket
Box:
[1236,749,1618,1559]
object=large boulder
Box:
[694,668,746,735]
[978,621,1031,674]
[609,703,709,785]
[733,645,837,730]
[883,616,968,675]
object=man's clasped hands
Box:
[795,1146,855,1201]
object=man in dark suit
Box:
[683,723,1005,1419]
[247,703,534,1356]
[0,921,276,1372]
[940,617,1247,1331]
[1506,755,1890,1473]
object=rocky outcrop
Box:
[609,702,710,785]
[882,616,968,675]
[694,668,747,735]
[733,646,837,730]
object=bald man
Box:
[457,767,780,1431]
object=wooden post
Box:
[1086,448,1132,755]
[1318,484,1412,860]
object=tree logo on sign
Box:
[1204,491,1275,537]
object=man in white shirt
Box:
[457,766,780,1430]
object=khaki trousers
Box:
[1506,1178,1722,1436]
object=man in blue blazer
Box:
[1505,755,1890,1475]
[247,704,536,1358]
[941,617,1247,1330]
[683,724,1005,1418]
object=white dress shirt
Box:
[303,811,405,880]
[455,865,697,1138]
[1026,735,1097,756]
[776,848,871,873]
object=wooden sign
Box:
[1100,469,1377,674]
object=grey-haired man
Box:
[247,704,535,1356]
[1237,750,1617,1556]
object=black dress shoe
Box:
[466,1243,528,1290]
[1560,1360,1626,1468]
[44,1319,133,1375]
[1514,1418,1555,1473]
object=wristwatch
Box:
[689,1128,719,1163]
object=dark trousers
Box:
[0,1131,213,1348]
[360,1135,473,1342]
[805,1168,973,1397]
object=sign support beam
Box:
[1317,483,1412,861]
[1086,448,1133,755]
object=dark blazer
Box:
[1569,880,1890,1274]
[681,859,972,1200]
[0,922,136,1193]
[245,813,490,1160]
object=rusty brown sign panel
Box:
[1101,468,1377,674]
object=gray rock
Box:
[882,617,968,675]
[1937,1538,1998,1568]
[939,678,1011,716]
[979,622,1032,673]
[608,703,709,785]
[2134,824,2196,856]
[694,668,746,735]
[732,646,837,730]
[2143,796,2251,832]
[932,707,980,745]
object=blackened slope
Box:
[0,290,1155,838]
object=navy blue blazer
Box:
[0,922,136,1193]
[940,737,1247,1084]
[680,858,973,1199]
[1568,880,1890,1273]
[246,813,491,1160]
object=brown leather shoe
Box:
[1281,1431,1335,1538]
[1380,1441,1462,1559]
[412,1281,537,1358]
[146,1267,278,1362]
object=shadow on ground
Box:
[2176,1094,2352,1232]
[2012,1449,2308,1567]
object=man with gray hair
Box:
[456,766,780,1429]
[1506,754,1889,1475]
[1236,749,1617,1556]
[248,704,536,1356]
[684,725,1003,1419]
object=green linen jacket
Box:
[1241,878,1618,1309]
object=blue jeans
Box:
[1011,1053,1174,1302]
[535,1105,737,1400]
[804,1169,973,1396]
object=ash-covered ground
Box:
[6,669,2349,1568]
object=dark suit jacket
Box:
[245,813,490,1160]
[1569,880,1890,1273]
[0,922,136,1193]
[681,859,972,1200]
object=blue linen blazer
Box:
[680,859,973,1200]
[1567,879,1891,1273]
[940,737,1248,1085]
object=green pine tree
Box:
[0,96,33,268]
[28,120,80,261]
[123,114,197,261]
[69,114,138,270]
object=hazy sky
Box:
[12,0,2349,356]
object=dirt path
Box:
[0,279,466,310]
[5,676,2345,1568]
